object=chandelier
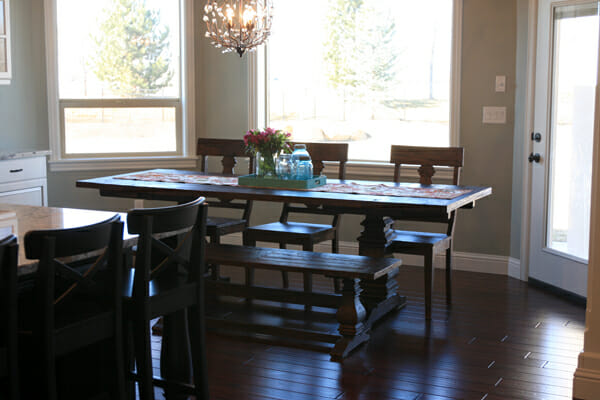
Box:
[203,0,274,57]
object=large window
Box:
[47,0,194,166]
[257,0,459,162]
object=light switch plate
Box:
[495,75,506,92]
[483,106,507,124]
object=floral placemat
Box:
[116,172,238,186]
[116,172,470,199]
[312,182,470,199]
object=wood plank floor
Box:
[149,265,585,400]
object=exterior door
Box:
[529,0,598,297]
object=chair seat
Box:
[388,230,451,252]
[206,217,247,237]
[245,221,336,243]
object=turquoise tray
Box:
[238,174,327,189]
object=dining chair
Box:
[124,197,208,400]
[388,145,464,320]
[243,142,348,296]
[19,215,126,400]
[197,138,254,279]
[0,234,18,400]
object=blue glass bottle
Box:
[291,144,313,180]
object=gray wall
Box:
[3,0,523,260]
[0,0,48,151]
[456,0,516,255]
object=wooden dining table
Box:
[76,168,492,256]
[76,168,492,396]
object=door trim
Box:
[519,0,539,282]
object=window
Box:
[0,0,11,84]
[253,0,461,162]
[46,0,196,169]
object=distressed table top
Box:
[0,203,131,275]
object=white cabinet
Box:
[0,154,48,206]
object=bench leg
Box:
[360,269,405,329]
[330,278,369,361]
[302,242,314,312]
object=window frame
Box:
[44,0,197,171]
[249,0,463,180]
[0,0,12,84]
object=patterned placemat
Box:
[117,172,238,186]
[116,172,470,199]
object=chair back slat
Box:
[389,145,464,233]
[25,215,121,259]
[390,146,464,185]
[127,197,204,235]
[295,142,348,179]
[280,142,349,221]
[197,138,253,175]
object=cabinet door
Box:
[0,187,44,206]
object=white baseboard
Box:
[221,233,522,278]
[574,351,600,399]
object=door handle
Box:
[528,153,541,163]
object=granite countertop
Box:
[0,150,51,161]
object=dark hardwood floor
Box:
[149,265,585,400]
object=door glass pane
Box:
[64,107,177,154]
[546,3,598,260]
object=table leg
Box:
[357,214,394,258]
[357,214,406,328]
[161,309,192,400]
[330,278,370,361]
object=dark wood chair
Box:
[243,142,348,296]
[124,197,208,400]
[20,215,126,400]
[0,234,18,400]
[387,145,464,320]
[197,138,254,279]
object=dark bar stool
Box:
[0,234,18,400]
[124,197,209,400]
[19,216,126,400]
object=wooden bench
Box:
[205,243,404,360]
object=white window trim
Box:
[248,0,463,181]
[0,0,12,85]
[44,0,197,172]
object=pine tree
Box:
[323,0,398,118]
[91,0,173,96]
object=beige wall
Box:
[6,0,519,259]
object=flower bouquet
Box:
[244,127,292,177]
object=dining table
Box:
[0,203,131,276]
[75,168,492,397]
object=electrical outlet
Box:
[495,76,506,92]
[483,106,507,124]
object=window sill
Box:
[48,156,199,172]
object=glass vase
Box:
[255,151,278,177]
